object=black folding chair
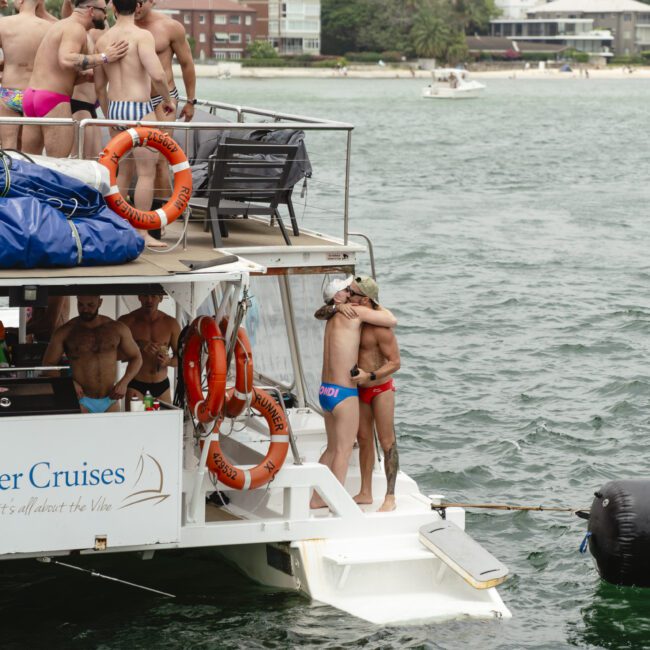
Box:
[190,141,300,248]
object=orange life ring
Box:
[206,387,290,490]
[183,316,226,423]
[98,126,193,230]
[220,319,254,418]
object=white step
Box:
[323,546,434,567]
[419,520,509,590]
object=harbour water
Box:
[4,77,650,648]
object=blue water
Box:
[4,77,650,648]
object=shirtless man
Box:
[36,0,58,22]
[348,277,401,512]
[134,0,196,199]
[310,276,397,509]
[42,295,142,413]
[0,0,51,148]
[94,0,173,247]
[27,296,70,342]
[118,293,180,408]
[21,0,128,158]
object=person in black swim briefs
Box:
[118,293,180,408]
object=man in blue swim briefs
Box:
[309,276,397,509]
[43,295,142,413]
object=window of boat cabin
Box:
[243,275,342,409]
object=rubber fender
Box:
[588,479,650,587]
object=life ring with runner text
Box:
[183,316,226,423]
[98,126,192,230]
[220,319,254,418]
[206,387,289,490]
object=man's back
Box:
[96,23,152,101]
[29,18,86,92]
[322,315,362,387]
[0,12,51,88]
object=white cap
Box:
[322,275,353,303]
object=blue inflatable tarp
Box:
[0,155,106,219]
[0,196,144,268]
[0,156,143,268]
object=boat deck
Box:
[0,216,363,286]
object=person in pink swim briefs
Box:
[22,0,128,157]
[0,0,51,148]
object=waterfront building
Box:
[157,0,258,61]
[496,0,543,20]
[267,0,320,55]
[526,0,650,56]
[490,17,614,60]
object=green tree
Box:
[46,0,63,19]
[321,0,368,55]
[411,12,448,57]
[245,40,278,59]
[356,0,415,53]
[454,0,500,34]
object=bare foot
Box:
[377,496,396,512]
[353,492,373,505]
[141,231,168,249]
[310,493,328,509]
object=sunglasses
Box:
[91,4,107,13]
[346,287,365,298]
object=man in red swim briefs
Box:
[22,0,128,157]
[348,276,401,512]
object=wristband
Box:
[100,52,108,64]
[370,371,377,381]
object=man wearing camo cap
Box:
[346,276,401,512]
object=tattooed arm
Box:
[60,33,129,71]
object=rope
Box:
[435,501,589,514]
[37,557,175,597]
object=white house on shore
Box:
[525,0,650,55]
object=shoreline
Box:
[177,63,650,81]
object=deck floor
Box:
[0,216,357,282]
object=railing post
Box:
[344,129,352,245]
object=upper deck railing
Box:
[0,102,355,246]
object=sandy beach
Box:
[178,62,650,80]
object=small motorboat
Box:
[422,68,485,99]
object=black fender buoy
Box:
[588,479,650,586]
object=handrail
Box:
[179,95,353,127]
[348,232,376,279]
[76,115,355,244]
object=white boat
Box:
[422,69,486,99]
[0,101,509,624]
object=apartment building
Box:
[267,0,320,55]
[157,0,258,60]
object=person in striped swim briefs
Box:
[135,0,196,201]
[309,277,398,510]
[94,0,173,249]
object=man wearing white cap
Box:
[311,275,397,510]
[347,276,401,512]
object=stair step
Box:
[323,546,434,566]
